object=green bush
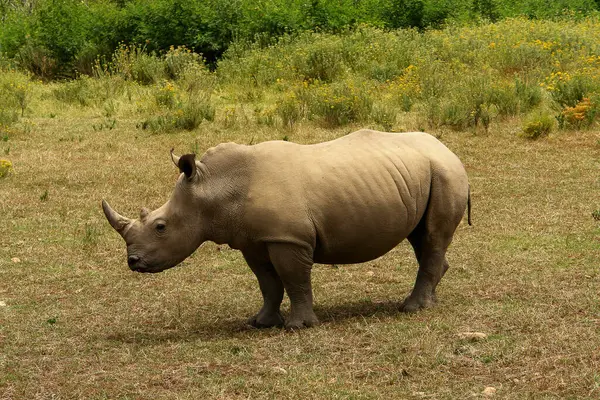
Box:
[522,109,555,139]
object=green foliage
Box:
[1,0,599,78]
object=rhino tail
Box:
[467,184,472,226]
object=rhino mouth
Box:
[129,262,169,274]
[127,255,167,273]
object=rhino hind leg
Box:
[267,243,319,330]
[401,180,467,313]
[400,242,449,313]
[243,251,285,328]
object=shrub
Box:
[0,70,33,123]
[164,46,203,80]
[140,77,215,133]
[559,97,598,129]
[371,102,398,131]
[17,43,57,80]
[296,35,347,83]
[254,105,277,126]
[305,79,374,127]
[277,93,303,128]
[522,110,555,139]
[96,44,165,85]
[52,76,95,106]
[544,73,597,108]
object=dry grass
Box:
[0,84,599,399]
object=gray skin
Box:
[103,129,471,329]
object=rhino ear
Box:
[170,148,180,168]
[178,153,197,180]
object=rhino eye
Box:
[156,223,166,233]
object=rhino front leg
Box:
[267,243,319,329]
[243,251,285,328]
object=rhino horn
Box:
[102,199,132,236]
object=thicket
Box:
[1,0,599,78]
[2,18,599,137]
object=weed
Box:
[304,79,374,127]
[92,118,117,131]
[102,100,118,118]
[255,105,277,126]
[82,223,100,245]
[53,77,94,106]
[277,93,303,129]
[0,159,13,178]
[39,190,48,202]
[592,210,600,221]
[4,147,10,155]
[175,95,215,130]
[222,106,238,129]
[154,81,179,109]
[371,103,397,131]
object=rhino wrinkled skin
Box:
[103,129,471,329]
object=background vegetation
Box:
[2,17,600,136]
[1,0,600,78]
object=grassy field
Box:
[1,17,600,399]
[0,81,599,399]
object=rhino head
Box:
[102,152,207,273]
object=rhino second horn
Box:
[102,199,132,236]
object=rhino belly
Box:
[312,229,408,264]
[310,196,419,265]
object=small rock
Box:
[482,387,496,397]
[458,332,487,341]
[11,257,21,263]
[272,366,287,374]
[0,300,6,307]
[366,271,374,277]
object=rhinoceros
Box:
[102,129,471,329]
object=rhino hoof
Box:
[399,294,437,313]
[246,311,284,329]
[284,315,320,330]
